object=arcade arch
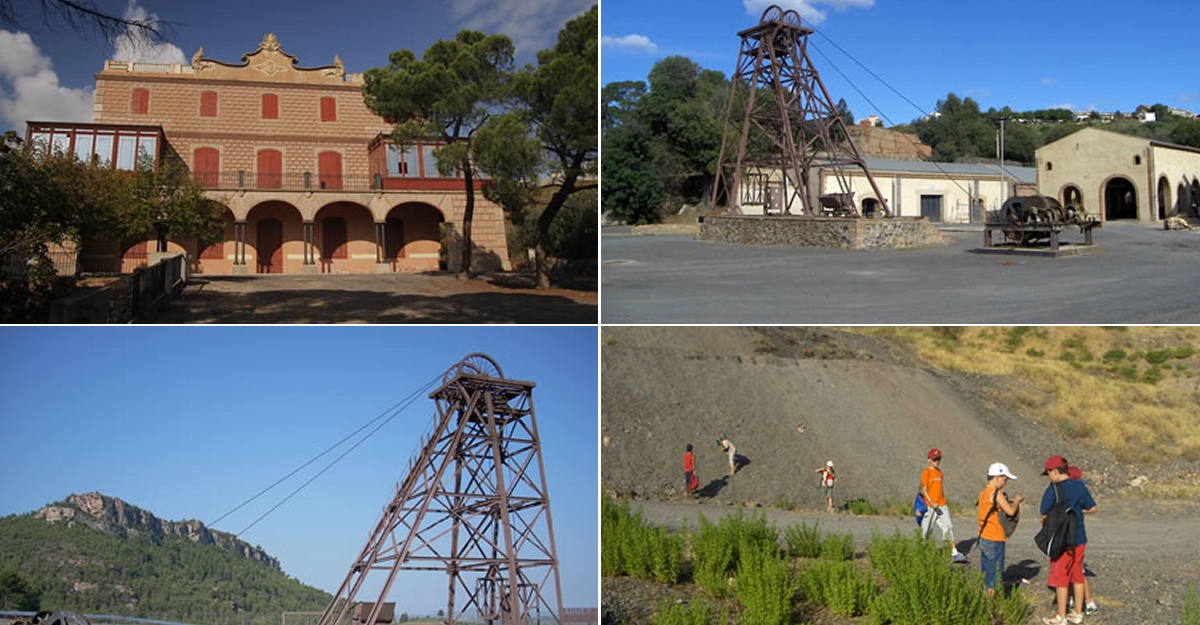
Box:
[383,202,445,272]
[314,202,374,273]
[246,201,303,273]
[1103,177,1138,220]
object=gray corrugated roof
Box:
[856,157,1036,184]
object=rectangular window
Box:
[200,91,218,117]
[137,136,158,169]
[386,145,419,178]
[116,135,137,170]
[320,96,336,122]
[131,88,149,114]
[51,133,70,154]
[262,93,278,119]
[421,145,440,178]
[94,134,114,167]
[74,133,94,162]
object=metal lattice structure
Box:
[315,353,563,625]
[711,5,891,217]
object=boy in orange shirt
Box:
[977,462,1025,595]
[920,447,967,563]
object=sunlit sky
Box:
[0,0,594,134]
[0,326,599,616]
[601,0,1199,126]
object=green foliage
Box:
[847,499,880,516]
[0,569,42,610]
[601,497,684,583]
[1184,581,1200,625]
[784,521,823,559]
[1026,348,1044,358]
[795,560,875,617]
[1102,348,1127,363]
[819,532,855,562]
[692,511,777,598]
[1175,346,1196,359]
[652,597,712,625]
[1145,348,1173,365]
[602,122,666,224]
[1002,327,1030,352]
[1142,366,1164,385]
[992,586,1032,625]
[868,531,991,625]
[0,514,328,625]
[733,539,795,625]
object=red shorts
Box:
[1047,543,1087,588]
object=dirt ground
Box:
[154,272,597,323]
[600,326,1200,625]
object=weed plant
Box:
[651,597,712,625]
[868,531,991,625]
[692,511,777,598]
[601,497,684,583]
[1185,582,1200,625]
[795,559,875,617]
[783,521,822,558]
[733,539,796,625]
[992,586,1032,625]
[819,532,855,561]
[847,498,880,515]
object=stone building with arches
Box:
[25,34,510,275]
[1035,127,1200,222]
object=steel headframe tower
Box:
[315,353,564,625]
[710,5,891,217]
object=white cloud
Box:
[743,0,874,26]
[1040,77,1057,86]
[0,30,93,135]
[446,0,594,61]
[601,34,657,54]
[112,0,185,64]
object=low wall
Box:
[697,215,948,249]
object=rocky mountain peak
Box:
[34,492,280,570]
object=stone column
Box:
[232,221,249,275]
[302,221,318,274]
[373,222,390,273]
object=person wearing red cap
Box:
[1039,455,1097,625]
[920,447,967,563]
[1066,465,1099,616]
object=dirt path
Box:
[617,500,1199,625]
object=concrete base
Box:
[697,215,948,249]
[374,263,392,274]
[972,243,1098,258]
[232,265,249,275]
[302,264,319,274]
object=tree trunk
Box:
[534,176,577,289]
[458,161,475,280]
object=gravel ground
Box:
[600,326,1200,625]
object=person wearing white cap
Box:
[814,460,836,512]
[977,462,1025,595]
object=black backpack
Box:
[1034,482,1077,559]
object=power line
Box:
[208,373,441,533]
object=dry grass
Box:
[847,327,1200,466]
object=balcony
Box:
[194,171,383,191]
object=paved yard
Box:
[601,221,1200,324]
[156,272,597,324]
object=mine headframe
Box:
[315,354,563,625]
[711,5,891,218]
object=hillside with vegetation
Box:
[0,493,330,625]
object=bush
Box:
[1184,582,1200,625]
[847,498,880,516]
[1175,346,1196,359]
[601,497,684,583]
[795,559,875,618]
[784,521,823,559]
[1145,348,1173,365]
[868,531,991,625]
[692,511,777,598]
[819,532,855,562]
[993,586,1032,625]
[1142,366,1164,385]
[734,539,796,625]
[1102,348,1127,363]
[1025,348,1044,358]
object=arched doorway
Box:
[1192,179,1200,217]
[1062,185,1083,212]
[315,202,374,273]
[1104,177,1138,220]
[1157,176,1171,219]
[257,219,283,273]
[384,202,445,272]
[861,197,880,218]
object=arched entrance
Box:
[1157,176,1171,219]
[315,202,374,273]
[1104,177,1138,220]
[383,202,445,272]
[247,201,302,273]
[192,204,235,274]
[861,197,880,218]
[1062,185,1083,213]
[1192,179,1200,217]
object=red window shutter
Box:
[323,218,348,259]
[320,97,336,122]
[193,147,220,187]
[262,93,279,119]
[200,91,218,117]
[132,88,149,114]
[257,149,282,189]
[318,151,342,189]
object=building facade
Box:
[27,34,510,275]
[1036,127,1200,222]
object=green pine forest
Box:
[0,513,330,625]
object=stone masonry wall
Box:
[697,215,948,249]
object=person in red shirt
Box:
[683,444,696,501]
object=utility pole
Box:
[997,116,1010,206]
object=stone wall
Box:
[697,215,948,249]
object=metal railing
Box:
[194,171,384,192]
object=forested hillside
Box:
[0,494,330,625]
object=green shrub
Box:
[784,521,823,558]
[1142,366,1164,385]
[734,539,796,625]
[1175,346,1196,359]
[820,532,855,562]
[1025,348,1044,358]
[1145,348,1173,365]
[796,559,875,618]
[1102,348,1126,363]
[775,497,796,511]
[1002,327,1030,352]
[692,511,778,598]
[1061,334,1087,350]
[847,498,880,516]
[868,531,991,625]
[652,597,712,625]
[993,586,1032,625]
[1184,582,1200,625]
[600,497,684,582]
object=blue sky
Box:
[601,0,1200,126]
[0,0,594,134]
[0,326,598,616]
